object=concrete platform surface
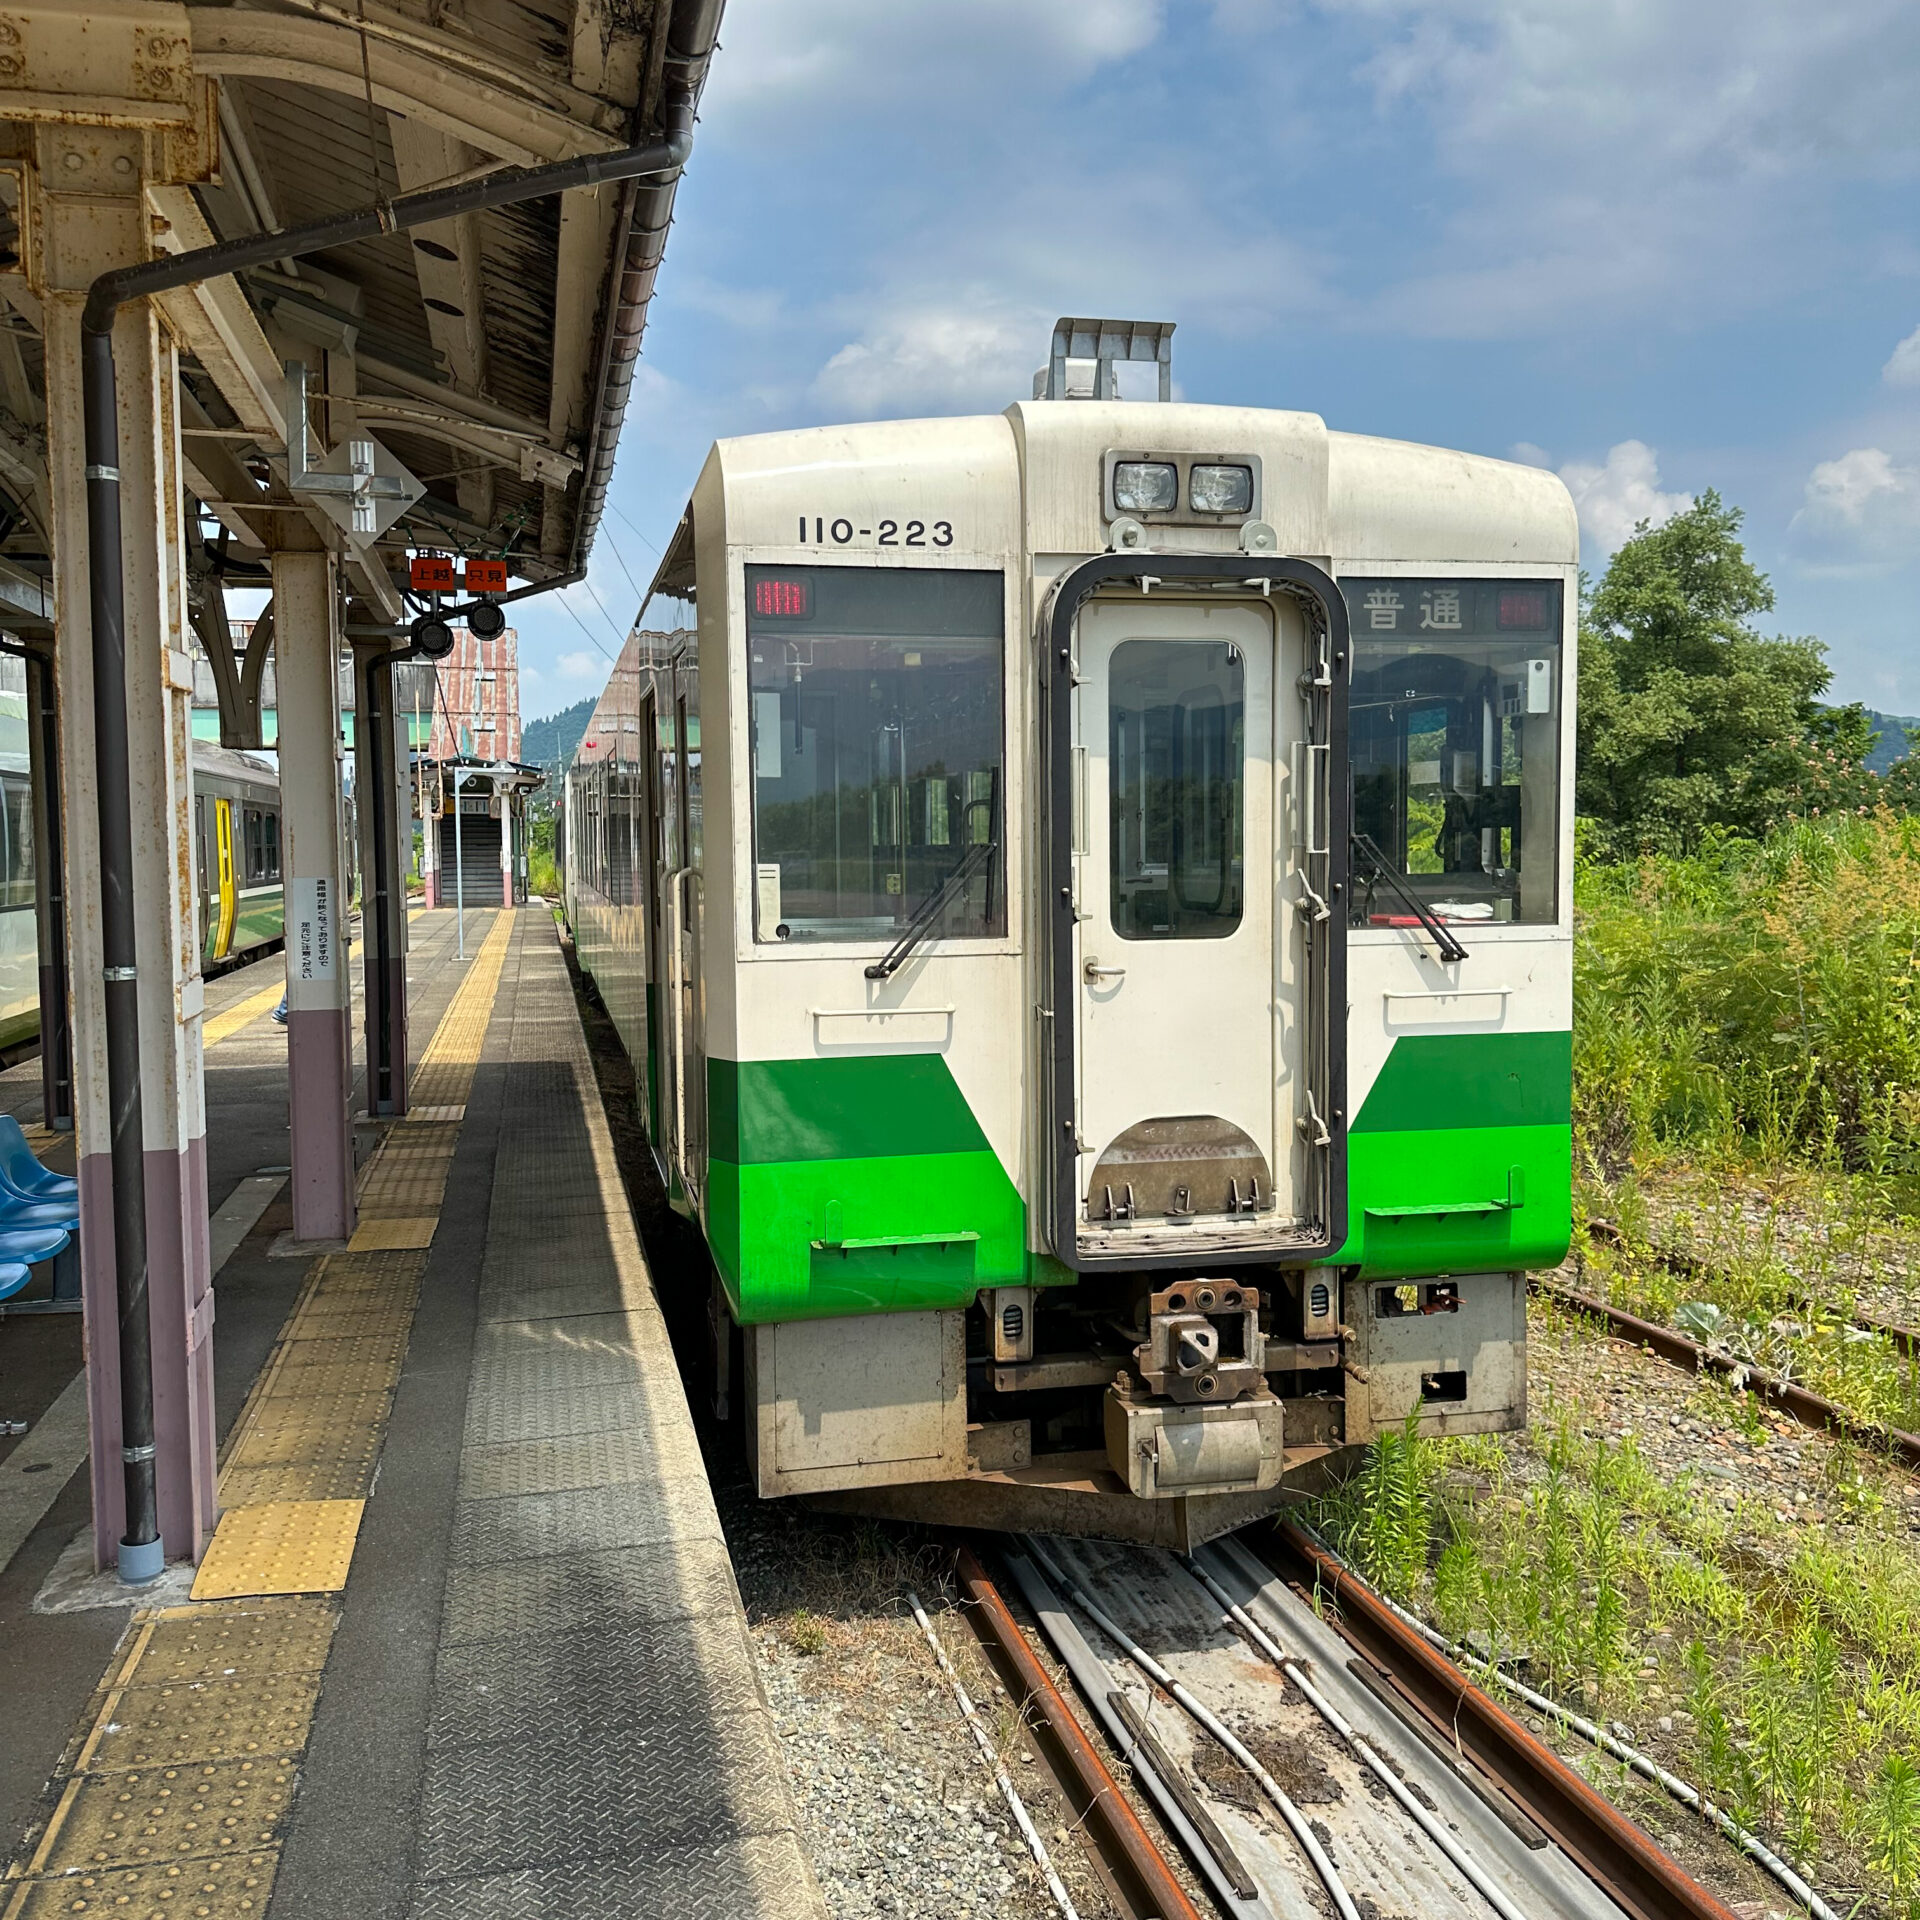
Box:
[0,909,820,1920]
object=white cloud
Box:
[812,308,1043,416]
[1556,441,1692,557]
[1885,325,1920,388]
[554,651,602,681]
[1790,446,1920,561]
[714,1,1165,121]
[1321,0,1920,336]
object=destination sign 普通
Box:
[1340,579,1561,638]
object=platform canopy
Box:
[0,0,720,629]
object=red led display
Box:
[752,576,812,618]
[1497,589,1549,629]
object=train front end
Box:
[611,364,1577,1544]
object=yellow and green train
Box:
[0,709,284,1067]
[191,744,286,974]
[565,322,1575,1544]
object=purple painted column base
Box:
[288,1005,356,1243]
[80,1134,217,1570]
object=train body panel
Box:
[567,378,1577,1535]
[190,744,285,973]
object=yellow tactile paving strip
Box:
[3,912,512,1920]
[200,977,288,1050]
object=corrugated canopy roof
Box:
[0,0,723,630]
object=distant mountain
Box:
[521,695,596,772]
[1865,709,1920,775]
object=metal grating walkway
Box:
[405,917,820,1919]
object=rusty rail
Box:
[1587,1217,1920,1360]
[1534,1273,1920,1470]
[953,1546,1201,1920]
[1259,1521,1744,1920]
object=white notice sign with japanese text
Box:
[290,876,336,983]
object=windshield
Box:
[747,565,1006,943]
[1344,578,1563,927]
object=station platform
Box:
[0,909,819,1919]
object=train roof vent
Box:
[1033,317,1174,402]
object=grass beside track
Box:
[1300,812,1920,1915]
[1304,1348,1920,1918]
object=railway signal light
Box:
[410,612,456,659]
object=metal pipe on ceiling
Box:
[79,123,690,1584]
[571,0,724,574]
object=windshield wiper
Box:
[865,838,998,980]
[1350,831,1470,963]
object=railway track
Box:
[951,1528,1744,1920]
[1540,1221,1920,1469]
[1585,1217,1920,1358]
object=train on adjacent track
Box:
[0,647,284,1063]
[564,320,1575,1543]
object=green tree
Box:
[1577,491,1865,849]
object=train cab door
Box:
[1071,594,1294,1251]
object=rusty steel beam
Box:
[1585,1218,1920,1362]
[953,1547,1202,1920]
[1260,1522,1744,1920]
[1536,1275,1920,1470]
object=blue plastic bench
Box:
[0,1115,77,1203]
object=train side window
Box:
[242,807,262,883]
[746,565,1005,944]
[1344,578,1563,928]
[264,811,281,883]
[0,772,30,908]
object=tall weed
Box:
[1576,809,1920,1185]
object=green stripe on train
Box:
[1336,1029,1573,1276]
[703,1029,1572,1324]
[704,1055,1025,1324]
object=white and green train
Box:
[566,322,1575,1543]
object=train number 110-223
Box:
[798,516,954,547]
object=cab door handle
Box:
[1083,960,1126,983]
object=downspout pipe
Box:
[80,130,690,1582]
[360,646,395,1114]
[570,0,724,570]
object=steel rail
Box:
[1586,1217,1920,1360]
[1020,1535,1361,1920]
[1257,1520,1745,1920]
[1291,1539,1845,1920]
[1532,1275,1920,1470]
[953,1547,1204,1920]
[1184,1545,1529,1920]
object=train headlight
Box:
[1189,463,1254,514]
[1112,461,1177,514]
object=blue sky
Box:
[514,0,1920,722]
